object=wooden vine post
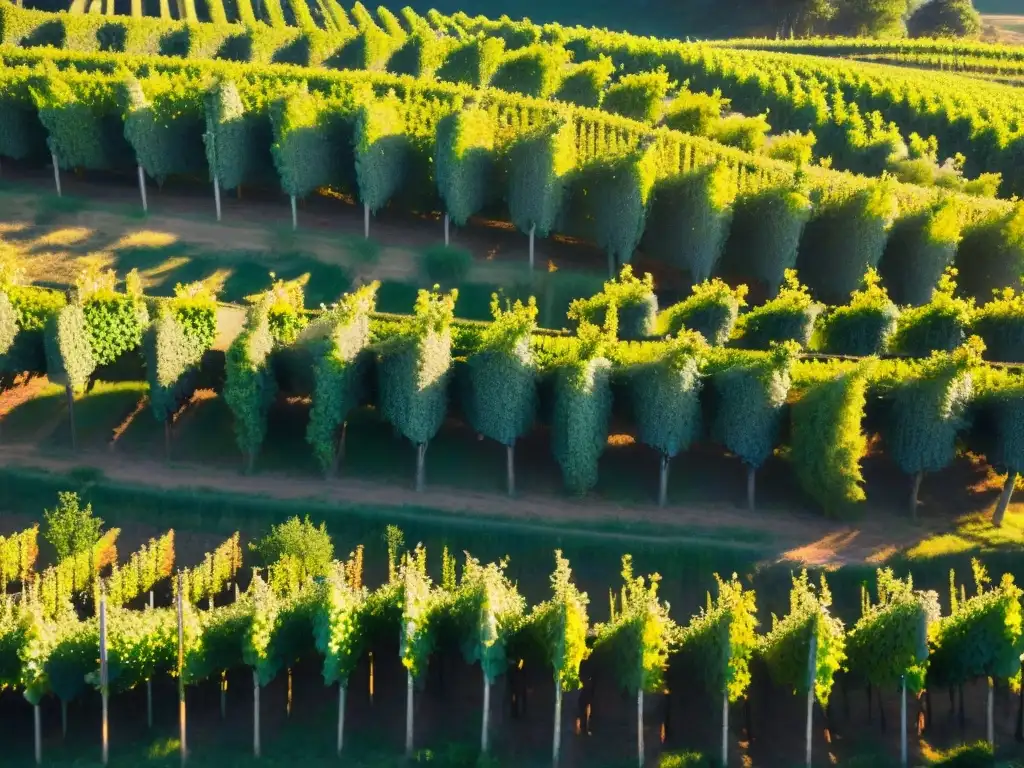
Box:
[805,627,818,768]
[137,165,148,213]
[100,585,109,765]
[177,572,187,765]
[147,590,154,729]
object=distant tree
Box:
[44,491,103,561]
[833,0,911,37]
[251,516,334,580]
[772,0,838,35]
[907,0,982,37]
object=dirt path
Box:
[0,441,948,566]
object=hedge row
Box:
[0,45,1018,304]
[15,267,1024,520]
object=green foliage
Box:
[891,268,972,357]
[629,330,706,459]
[354,93,408,214]
[377,287,456,447]
[956,205,1024,303]
[708,113,770,153]
[122,74,206,184]
[464,295,537,447]
[44,303,96,394]
[31,73,131,172]
[452,555,526,683]
[644,165,735,282]
[817,268,898,356]
[723,184,813,294]
[147,282,217,425]
[0,525,38,592]
[104,530,175,608]
[435,105,496,226]
[223,299,277,468]
[491,44,570,98]
[251,516,334,581]
[928,562,1024,690]
[554,56,614,108]
[880,197,962,307]
[551,311,615,494]
[270,89,349,199]
[315,551,368,688]
[790,363,872,516]
[570,265,657,341]
[306,283,376,473]
[710,342,796,469]
[175,533,243,606]
[42,612,96,706]
[399,545,438,681]
[77,267,149,367]
[663,87,728,136]
[603,68,674,124]
[100,606,176,695]
[585,145,659,269]
[243,573,282,687]
[507,118,576,239]
[885,338,980,478]
[973,288,1024,364]
[759,571,846,705]
[845,569,940,693]
[764,131,817,166]
[798,180,898,305]
[594,555,676,695]
[659,279,748,346]
[678,574,757,701]
[204,79,267,192]
[0,291,18,362]
[436,35,505,88]
[529,551,590,692]
[907,0,982,38]
[735,270,821,350]
[43,491,103,562]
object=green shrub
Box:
[663,87,727,136]
[551,313,614,494]
[44,303,95,394]
[421,245,472,286]
[377,287,456,459]
[261,277,308,346]
[791,363,871,516]
[353,93,409,217]
[223,299,277,471]
[490,43,569,98]
[763,131,816,166]
[77,268,150,367]
[436,34,504,87]
[955,203,1024,302]
[798,179,898,305]
[708,113,770,153]
[817,268,898,356]
[270,90,349,200]
[628,330,705,463]
[602,68,674,124]
[879,197,961,307]
[464,296,538,467]
[435,105,496,227]
[972,287,1024,363]
[386,30,452,78]
[306,283,376,475]
[585,146,659,273]
[147,282,217,426]
[735,270,821,350]
[569,265,657,341]
[204,79,271,192]
[507,118,576,244]
[2,283,66,374]
[709,342,796,479]
[553,56,614,108]
[0,291,19,364]
[891,269,972,357]
[658,279,748,346]
[643,164,735,282]
[720,183,812,294]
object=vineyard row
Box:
[1,518,1022,767]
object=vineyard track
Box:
[0,440,968,568]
